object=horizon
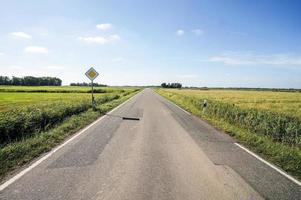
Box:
[1,0,301,88]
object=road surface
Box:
[0,89,300,199]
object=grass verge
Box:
[156,89,301,180]
[0,91,139,181]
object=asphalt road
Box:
[0,89,300,200]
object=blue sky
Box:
[0,0,301,87]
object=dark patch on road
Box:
[107,107,143,120]
[156,93,301,200]
[49,106,143,169]
[122,117,140,121]
[48,117,123,168]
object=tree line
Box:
[161,82,182,88]
[0,76,62,86]
[70,82,107,87]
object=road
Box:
[0,89,300,200]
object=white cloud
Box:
[78,36,107,44]
[208,52,301,66]
[45,65,64,69]
[176,74,199,79]
[0,52,4,56]
[176,29,185,36]
[192,29,204,36]
[11,32,32,39]
[112,57,124,62]
[24,46,49,54]
[9,65,24,70]
[78,34,121,44]
[209,56,255,65]
[96,23,113,30]
[108,34,120,41]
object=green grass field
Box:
[0,86,138,112]
[161,89,301,119]
[0,85,106,92]
[0,85,138,92]
[0,86,140,180]
[0,92,108,112]
[0,87,135,110]
[0,86,138,143]
[156,88,301,179]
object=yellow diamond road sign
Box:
[85,67,99,81]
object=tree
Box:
[0,76,11,85]
[161,83,167,88]
[161,82,182,88]
[11,76,22,85]
[0,76,62,86]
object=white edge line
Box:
[235,142,301,186]
[159,89,301,186]
[171,101,191,115]
[0,91,141,191]
[155,92,191,115]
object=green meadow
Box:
[0,86,140,180]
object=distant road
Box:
[0,89,300,200]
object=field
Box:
[0,86,140,179]
[0,85,111,92]
[0,86,138,143]
[0,92,109,112]
[156,88,301,179]
[163,89,301,119]
[0,86,137,112]
[157,88,301,146]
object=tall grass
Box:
[156,89,301,179]
[0,88,112,93]
[159,90,301,148]
[0,90,139,180]
[0,94,120,144]
[163,88,301,119]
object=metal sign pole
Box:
[85,67,99,111]
[91,80,94,109]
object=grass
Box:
[0,87,140,144]
[162,89,301,119]
[0,92,108,112]
[156,88,301,180]
[0,93,124,144]
[0,85,107,92]
[0,86,137,111]
[0,89,139,181]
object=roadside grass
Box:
[0,90,139,181]
[0,86,112,93]
[156,89,301,180]
[0,92,105,112]
[0,86,140,94]
[0,93,122,144]
[0,88,136,112]
[160,88,301,119]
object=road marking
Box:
[155,92,191,115]
[171,101,191,115]
[156,90,301,186]
[0,91,141,192]
[235,143,301,186]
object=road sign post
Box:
[91,79,94,108]
[85,67,99,110]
